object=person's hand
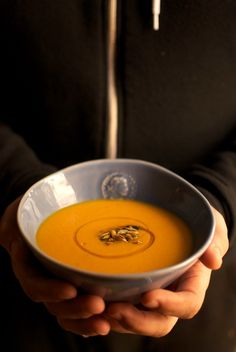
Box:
[0,200,229,338]
[0,198,110,337]
[103,207,229,337]
[43,207,229,337]
[199,207,229,269]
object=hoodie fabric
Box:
[0,1,235,236]
[0,1,236,351]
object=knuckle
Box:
[154,319,177,337]
[158,326,171,337]
[161,323,174,336]
[183,301,201,319]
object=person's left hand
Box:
[47,207,228,337]
[102,207,229,337]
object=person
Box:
[0,1,235,351]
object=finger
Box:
[105,318,133,334]
[106,303,178,337]
[105,313,154,334]
[45,295,106,319]
[0,197,22,253]
[58,316,110,337]
[200,243,223,269]
[103,312,136,334]
[141,261,211,319]
[201,208,229,270]
[11,239,77,302]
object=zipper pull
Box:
[152,0,161,30]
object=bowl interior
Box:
[18,159,214,262]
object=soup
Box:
[36,199,193,274]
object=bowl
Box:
[17,158,215,302]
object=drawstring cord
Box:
[152,0,161,30]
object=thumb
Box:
[200,207,229,270]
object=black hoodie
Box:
[0,0,235,240]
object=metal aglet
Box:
[153,13,159,31]
[152,0,161,31]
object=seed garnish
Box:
[99,225,144,245]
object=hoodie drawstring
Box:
[152,0,161,30]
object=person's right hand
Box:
[0,198,110,337]
[0,198,228,338]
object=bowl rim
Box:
[17,158,216,280]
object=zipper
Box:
[105,0,119,159]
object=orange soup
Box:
[36,199,193,274]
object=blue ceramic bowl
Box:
[17,159,215,302]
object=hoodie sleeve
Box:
[185,126,236,243]
[0,124,56,214]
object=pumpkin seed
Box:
[98,225,144,245]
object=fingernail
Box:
[63,287,77,299]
